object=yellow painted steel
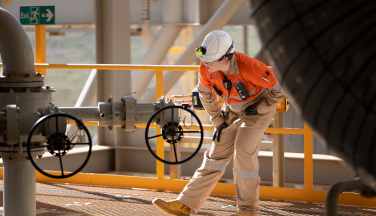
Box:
[304,123,314,190]
[0,62,348,206]
[1,63,199,71]
[156,69,164,179]
[35,26,47,76]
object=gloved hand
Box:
[245,101,260,115]
[213,122,227,142]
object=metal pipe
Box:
[0,7,35,78]
[60,107,99,122]
[75,69,98,107]
[132,0,183,100]
[326,178,367,216]
[135,103,157,124]
[3,157,36,216]
[272,112,285,187]
[142,0,246,103]
[243,25,248,56]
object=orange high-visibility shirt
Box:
[198,52,277,109]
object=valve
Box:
[27,113,92,179]
[145,105,204,165]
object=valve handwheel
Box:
[27,113,92,179]
[145,105,204,165]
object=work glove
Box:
[213,122,228,142]
[245,101,260,115]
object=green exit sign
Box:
[20,6,55,25]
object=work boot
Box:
[152,198,190,216]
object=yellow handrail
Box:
[1,63,321,203]
[0,63,199,71]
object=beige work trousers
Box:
[177,105,275,215]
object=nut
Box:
[46,85,50,90]
[36,72,42,77]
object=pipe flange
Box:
[0,76,44,82]
[0,81,44,88]
[124,96,136,132]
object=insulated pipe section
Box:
[59,107,100,122]
[61,101,156,129]
[250,0,376,189]
[135,103,158,124]
[3,157,36,216]
[0,7,35,78]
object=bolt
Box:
[25,73,30,77]
[121,98,125,103]
[38,155,43,159]
[100,113,105,117]
[121,125,125,130]
[46,85,50,90]
[36,72,42,77]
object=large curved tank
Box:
[250,0,376,189]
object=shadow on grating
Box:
[0,180,375,215]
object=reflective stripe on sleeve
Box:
[198,81,211,93]
[236,169,259,179]
[202,159,227,171]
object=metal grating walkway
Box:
[0,180,375,215]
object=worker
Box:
[152,30,285,216]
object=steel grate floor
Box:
[0,180,375,215]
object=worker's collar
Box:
[229,54,239,75]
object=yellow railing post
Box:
[35,25,46,76]
[304,122,314,190]
[156,69,164,179]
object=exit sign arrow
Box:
[42,9,54,22]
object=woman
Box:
[152,30,285,216]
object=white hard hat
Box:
[195,30,235,62]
